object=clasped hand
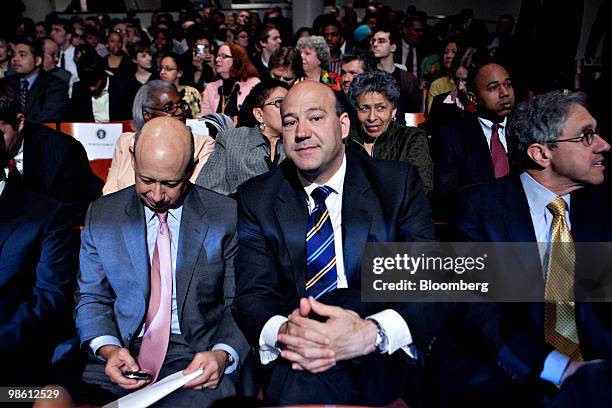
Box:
[276,296,377,373]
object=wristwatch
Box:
[370,319,388,353]
[225,351,235,367]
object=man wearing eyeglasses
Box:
[431,91,612,406]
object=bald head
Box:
[282,80,342,118]
[132,117,194,212]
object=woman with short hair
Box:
[348,69,433,195]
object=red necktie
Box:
[138,212,172,382]
[491,123,509,178]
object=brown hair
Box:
[223,42,259,81]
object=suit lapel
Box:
[25,75,42,115]
[500,176,543,296]
[274,164,309,297]
[470,117,495,178]
[121,191,149,293]
[342,153,372,286]
[175,187,209,316]
[0,180,23,251]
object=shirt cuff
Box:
[540,350,571,385]
[211,344,239,374]
[89,335,122,360]
[367,309,414,358]
[258,315,288,365]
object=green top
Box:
[349,121,433,196]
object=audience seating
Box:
[44,120,134,182]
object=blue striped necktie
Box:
[306,186,338,299]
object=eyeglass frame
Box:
[548,128,599,146]
[261,98,284,109]
[142,100,189,115]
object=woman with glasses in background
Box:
[103,80,214,195]
[201,43,260,117]
[159,52,203,117]
[197,79,288,196]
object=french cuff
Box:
[211,343,239,374]
[90,335,122,361]
[367,309,414,358]
[540,350,571,385]
[258,315,288,365]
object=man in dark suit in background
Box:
[0,129,79,386]
[68,44,138,122]
[0,83,102,221]
[432,62,515,217]
[436,91,612,407]
[233,81,451,406]
[74,117,249,406]
[1,37,68,124]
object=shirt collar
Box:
[300,154,346,198]
[478,116,507,131]
[144,204,183,225]
[520,171,570,216]
[23,71,38,88]
[0,178,5,197]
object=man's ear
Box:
[35,56,43,68]
[16,113,25,132]
[339,112,350,140]
[129,145,136,170]
[526,143,551,168]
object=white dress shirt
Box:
[258,155,413,364]
[57,45,79,97]
[478,116,508,153]
[520,172,572,385]
[90,205,238,373]
[478,116,508,152]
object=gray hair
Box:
[132,80,178,131]
[296,35,331,70]
[348,69,400,109]
[507,90,588,170]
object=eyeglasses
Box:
[551,128,599,146]
[159,65,177,71]
[262,98,284,109]
[217,53,233,60]
[143,100,189,115]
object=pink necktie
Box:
[138,212,172,382]
[491,123,510,178]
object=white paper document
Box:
[102,368,204,408]
[186,119,210,136]
[73,123,123,160]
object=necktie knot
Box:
[311,186,332,205]
[20,79,28,90]
[547,197,567,218]
[156,212,168,223]
[492,122,502,133]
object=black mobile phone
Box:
[123,370,151,380]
